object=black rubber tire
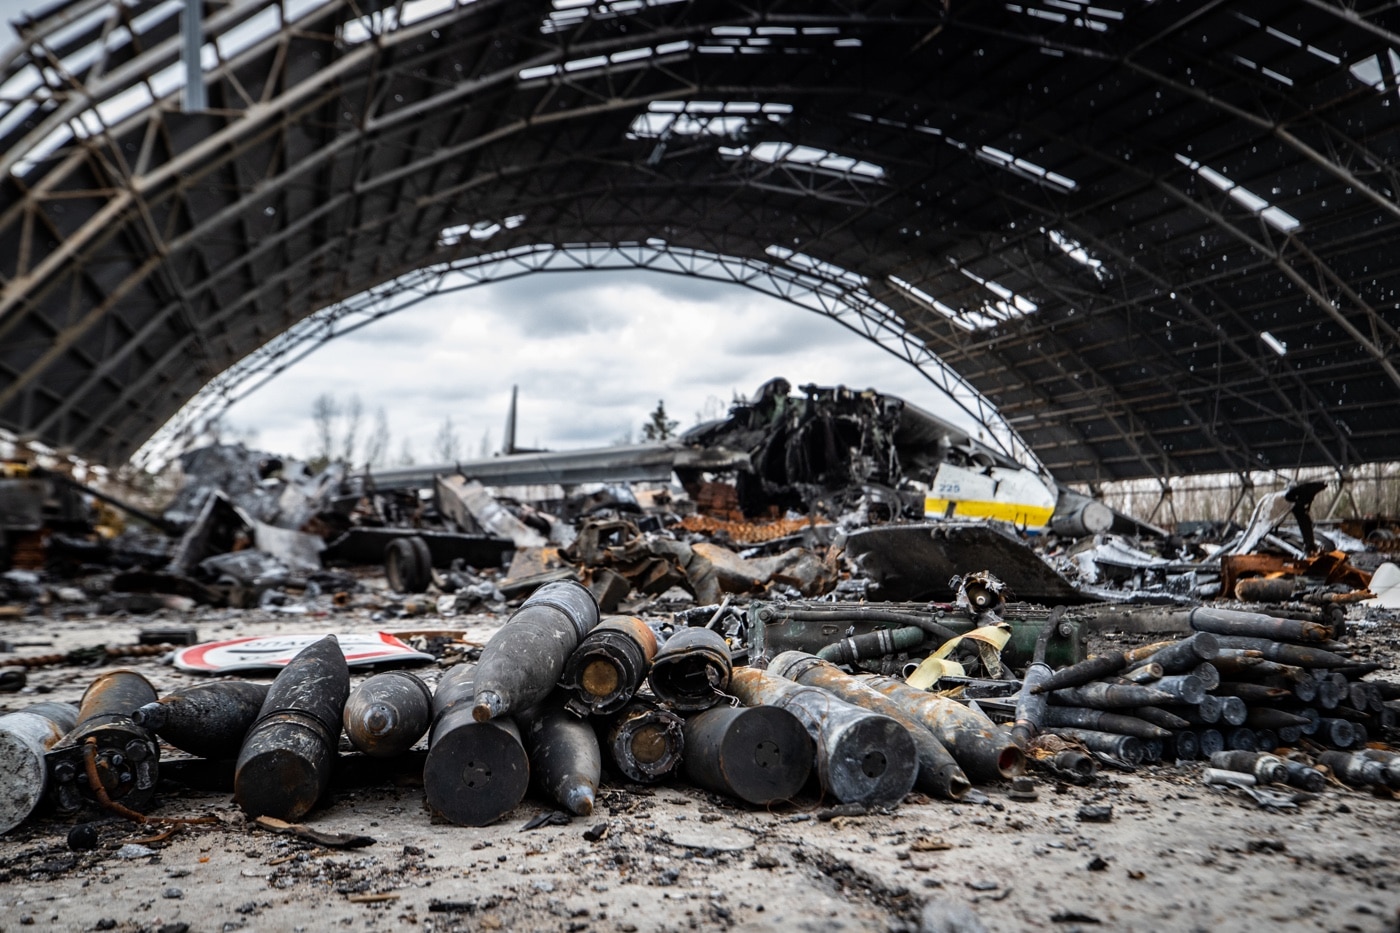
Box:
[385,537,430,593]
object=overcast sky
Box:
[210,270,983,465]
[0,0,990,467]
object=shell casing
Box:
[605,701,685,784]
[681,704,813,805]
[561,616,658,716]
[863,674,1026,782]
[647,626,732,712]
[768,651,970,798]
[0,701,79,831]
[47,670,160,815]
[729,667,917,806]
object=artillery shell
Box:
[768,652,970,799]
[682,705,813,805]
[472,580,600,722]
[1223,727,1258,752]
[1217,696,1247,727]
[1188,608,1330,645]
[1048,727,1144,764]
[1243,707,1310,731]
[1208,637,1351,669]
[605,701,685,784]
[424,664,528,826]
[561,616,658,716]
[344,671,432,758]
[133,681,270,759]
[647,626,732,712]
[1042,706,1171,741]
[519,699,602,816]
[1280,758,1327,792]
[1319,750,1392,788]
[1012,660,1052,749]
[1127,632,1220,674]
[730,668,918,806]
[234,635,349,821]
[1209,750,1286,784]
[1049,682,1177,709]
[862,674,1025,781]
[47,670,160,815]
[1128,706,1192,731]
[0,701,79,832]
[1196,729,1225,757]
[1167,730,1199,761]
[1151,674,1206,705]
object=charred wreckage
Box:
[1,379,1398,905]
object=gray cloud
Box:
[215,270,987,464]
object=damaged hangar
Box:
[0,0,1396,486]
[3,3,1400,932]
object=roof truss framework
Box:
[0,0,1395,483]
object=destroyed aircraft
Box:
[360,378,1121,537]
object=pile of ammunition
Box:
[5,587,1396,836]
[1010,605,1399,787]
[0,580,1040,832]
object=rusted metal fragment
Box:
[647,626,732,712]
[47,670,160,815]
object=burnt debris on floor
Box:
[2,381,1399,932]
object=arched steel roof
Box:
[0,0,1397,482]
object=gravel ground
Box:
[3,592,1400,933]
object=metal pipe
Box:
[815,626,925,665]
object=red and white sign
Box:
[174,632,434,673]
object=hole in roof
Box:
[440,214,526,246]
[626,100,790,140]
[1176,154,1300,232]
[725,142,884,180]
[1044,229,1110,282]
[215,8,282,62]
[1232,55,1293,87]
[955,263,1038,323]
[341,0,467,45]
[1260,331,1288,356]
[766,245,867,289]
[1348,50,1400,99]
[888,275,998,332]
[1233,13,1342,65]
[1002,2,1119,31]
[540,0,685,35]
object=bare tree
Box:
[693,394,728,425]
[340,393,364,465]
[433,415,462,462]
[478,428,493,458]
[362,406,391,468]
[397,438,416,466]
[310,393,339,464]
